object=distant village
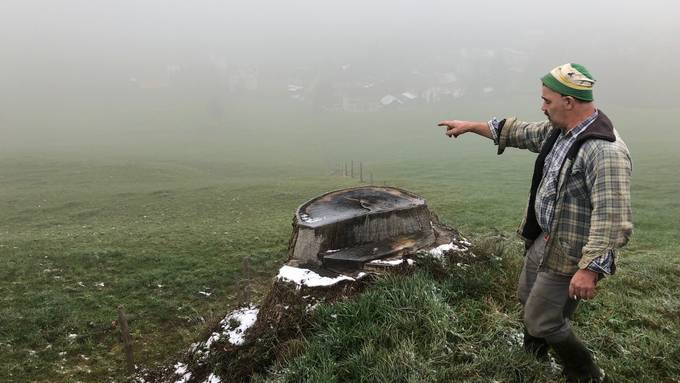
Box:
[128,46,536,113]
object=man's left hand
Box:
[569,269,599,300]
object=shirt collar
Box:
[565,110,599,138]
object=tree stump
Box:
[288,186,450,269]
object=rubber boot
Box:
[550,332,603,383]
[523,327,549,361]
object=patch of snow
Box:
[175,372,191,383]
[174,362,188,376]
[507,329,523,347]
[204,373,221,383]
[204,332,221,349]
[173,362,191,383]
[277,265,355,287]
[306,302,320,312]
[95,282,104,287]
[204,305,260,347]
[367,258,415,266]
[225,307,259,345]
[67,334,78,340]
[429,242,465,258]
[188,342,200,353]
[549,356,561,373]
[198,291,212,297]
[368,259,402,266]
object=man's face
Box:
[541,86,568,129]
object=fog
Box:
[1,0,679,165]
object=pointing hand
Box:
[438,120,472,138]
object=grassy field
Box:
[1,105,679,382]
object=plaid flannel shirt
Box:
[490,111,633,275]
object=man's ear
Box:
[562,95,575,110]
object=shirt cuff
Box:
[488,117,500,145]
[585,250,614,275]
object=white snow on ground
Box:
[205,332,220,349]
[367,258,415,266]
[507,328,523,347]
[203,373,221,383]
[205,305,260,349]
[173,362,191,383]
[549,356,562,373]
[277,265,360,287]
[188,342,200,353]
[223,306,259,345]
[174,362,187,375]
[428,242,466,258]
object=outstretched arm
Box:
[439,118,555,154]
[437,120,494,140]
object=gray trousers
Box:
[518,234,579,344]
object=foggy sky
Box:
[1,0,678,157]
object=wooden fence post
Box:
[241,256,252,304]
[117,305,135,374]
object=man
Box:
[438,63,632,382]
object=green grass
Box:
[0,157,357,382]
[1,104,679,382]
[256,238,680,382]
[255,246,549,383]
